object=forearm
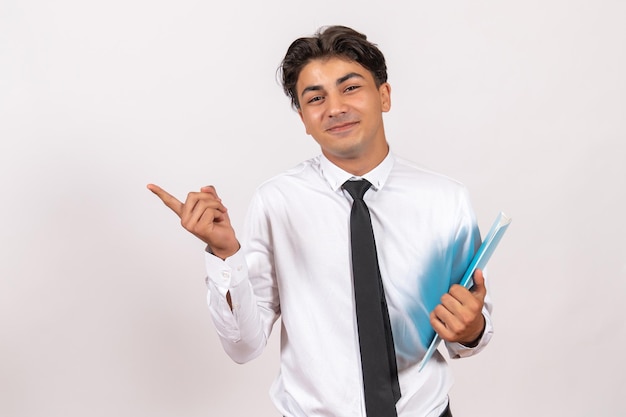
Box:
[205,250,275,364]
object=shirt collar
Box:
[320,151,395,192]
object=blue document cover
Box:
[417,211,512,372]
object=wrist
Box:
[460,316,486,347]
[206,242,240,260]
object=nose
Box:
[326,91,347,117]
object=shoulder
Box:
[391,155,468,193]
[389,155,478,234]
[251,155,328,203]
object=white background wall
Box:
[1,1,625,416]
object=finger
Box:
[200,185,217,195]
[147,184,183,217]
[442,285,484,328]
[470,269,487,300]
[197,201,231,228]
[430,309,457,340]
[200,185,226,204]
[430,311,447,337]
[181,192,228,227]
[447,285,484,321]
[430,310,445,331]
[439,292,463,315]
[185,199,220,231]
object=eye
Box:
[344,85,361,93]
[306,95,324,104]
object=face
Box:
[296,57,391,175]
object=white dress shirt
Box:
[204,152,493,417]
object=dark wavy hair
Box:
[279,25,388,110]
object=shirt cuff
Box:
[204,250,250,342]
[204,249,249,290]
[445,308,494,359]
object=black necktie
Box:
[343,179,401,417]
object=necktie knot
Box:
[343,179,372,200]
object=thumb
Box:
[471,269,487,300]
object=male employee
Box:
[148,25,493,417]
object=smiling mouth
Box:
[325,121,359,133]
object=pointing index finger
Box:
[147,183,183,217]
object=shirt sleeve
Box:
[443,186,495,358]
[204,191,280,364]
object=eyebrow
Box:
[300,72,366,99]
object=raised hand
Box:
[147,184,240,260]
[429,269,487,346]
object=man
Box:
[148,25,492,417]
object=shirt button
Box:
[221,271,231,280]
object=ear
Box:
[379,82,392,113]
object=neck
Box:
[324,143,390,177]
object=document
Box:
[417,211,512,372]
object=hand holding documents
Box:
[417,211,512,372]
